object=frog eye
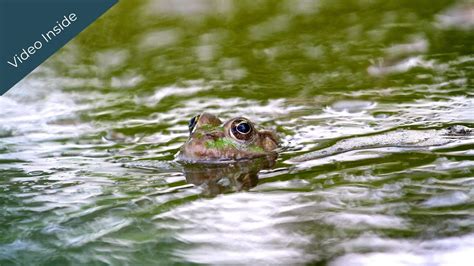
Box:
[188,115,200,133]
[230,119,254,141]
[236,122,251,134]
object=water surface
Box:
[1,0,474,265]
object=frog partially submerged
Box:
[171,114,471,194]
[177,113,472,164]
[177,113,279,163]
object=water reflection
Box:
[181,158,275,196]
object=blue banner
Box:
[0,0,117,95]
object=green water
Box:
[1,0,474,265]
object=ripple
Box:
[368,56,435,76]
[154,192,317,264]
[332,233,474,266]
[436,2,474,30]
[421,191,470,208]
[57,216,133,248]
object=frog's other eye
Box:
[230,119,254,141]
[188,115,200,133]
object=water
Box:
[1,0,473,265]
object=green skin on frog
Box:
[177,113,279,162]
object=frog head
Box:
[177,113,278,162]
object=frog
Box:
[177,112,279,163]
